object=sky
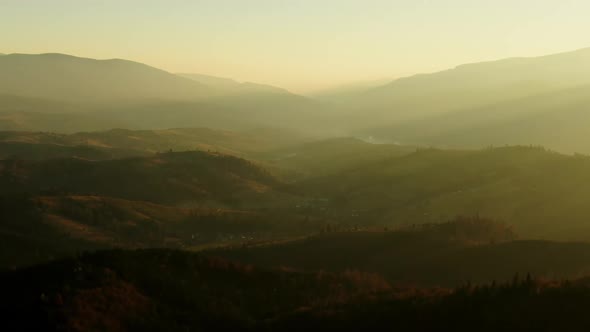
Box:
[1,0,590,93]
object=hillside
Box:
[0,108,129,133]
[179,73,291,96]
[6,136,590,241]
[297,146,590,240]
[258,137,415,179]
[0,194,324,268]
[0,53,211,102]
[0,150,293,207]
[0,141,140,161]
[0,94,82,113]
[5,248,590,331]
[0,249,392,330]
[212,218,590,286]
[366,84,590,153]
[0,127,311,160]
[337,47,590,130]
[0,54,324,133]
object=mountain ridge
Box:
[0,53,212,102]
[334,46,590,129]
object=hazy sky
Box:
[2,0,590,93]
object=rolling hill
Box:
[6,133,590,241]
[212,218,590,286]
[0,193,324,268]
[0,127,311,160]
[258,137,415,179]
[297,146,590,240]
[0,150,293,207]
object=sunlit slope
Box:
[299,146,590,240]
[0,151,292,207]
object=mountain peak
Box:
[0,53,211,102]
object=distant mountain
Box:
[342,47,590,128]
[367,84,590,153]
[178,73,291,96]
[0,53,212,102]
[178,73,238,87]
[310,78,393,102]
[0,53,326,133]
